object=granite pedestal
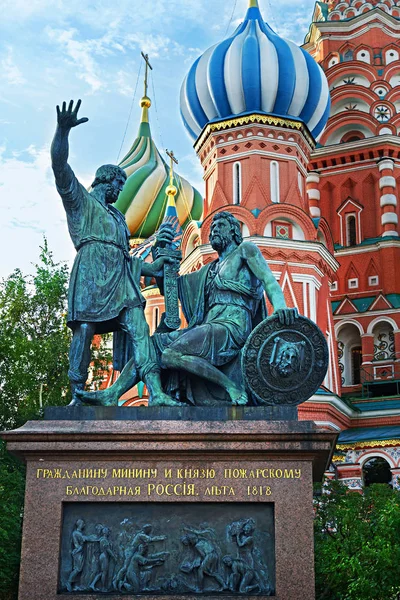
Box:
[3,407,336,600]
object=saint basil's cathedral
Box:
[99,0,400,490]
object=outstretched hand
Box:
[151,256,179,277]
[275,307,299,326]
[56,99,89,130]
[155,222,175,248]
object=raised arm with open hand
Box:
[51,99,89,190]
[56,99,89,130]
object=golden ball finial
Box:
[140,96,152,109]
[166,184,177,197]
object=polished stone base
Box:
[3,413,336,600]
[44,405,299,422]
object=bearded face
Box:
[105,182,120,204]
[210,219,232,252]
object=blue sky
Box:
[0,0,317,278]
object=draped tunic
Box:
[154,257,266,367]
[57,169,145,333]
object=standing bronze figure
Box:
[51,100,177,406]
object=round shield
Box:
[241,314,329,406]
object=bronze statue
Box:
[78,211,298,406]
[51,100,178,406]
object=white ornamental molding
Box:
[306,173,320,184]
[307,188,321,200]
[382,212,398,226]
[379,176,396,189]
[380,194,397,207]
[378,159,394,172]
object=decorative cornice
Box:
[332,454,346,462]
[311,136,400,166]
[304,9,400,48]
[334,238,400,256]
[337,439,400,450]
[142,287,161,298]
[194,114,315,153]
[244,236,340,272]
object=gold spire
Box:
[165,149,178,203]
[249,0,259,7]
[140,52,153,123]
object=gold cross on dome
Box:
[141,51,153,98]
[166,149,178,186]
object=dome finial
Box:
[139,51,153,123]
[249,0,259,7]
[165,149,178,201]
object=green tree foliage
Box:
[0,445,26,600]
[0,240,111,599]
[315,480,400,600]
[0,240,71,599]
[0,240,70,430]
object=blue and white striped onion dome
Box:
[180,0,330,141]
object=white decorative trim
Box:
[368,275,379,286]
[292,273,322,289]
[307,188,320,200]
[348,278,359,289]
[310,206,321,217]
[382,230,399,237]
[378,159,395,172]
[314,14,400,38]
[335,239,400,256]
[304,393,355,418]
[311,134,400,163]
[214,149,308,177]
[337,198,362,215]
[380,194,397,207]
[306,173,320,184]
[381,212,398,225]
[335,319,364,335]
[313,421,342,432]
[245,237,339,271]
[367,315,398,334]
[359,451,396,469]
[232,161,242,205]
[379,176,396,189]
[334,308,400,320]
[270,160,280,204]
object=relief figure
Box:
[180,528,225,592]
[89,527,116,592]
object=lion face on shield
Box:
[270,337,305,378]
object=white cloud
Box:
[46,28,106,93]
[180,152,204,196]
[114,70,135,97]
[44,23,196,95]
[0,143,75,278]
[1,46,25,86]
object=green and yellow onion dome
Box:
[115,96,203,239]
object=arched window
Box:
[385,48,399,64]
[373,322,395,361]
[233,162,241,205]
[270,161,280,203]
[341,131,365,144]
[337,324,362,386]
[346,215,357,246]
[297,172,303,196]
[154,306,160,329]
[356,49,370,63]
[343,49,353,62]
[351,346,362,385]
[363,457,392,486]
